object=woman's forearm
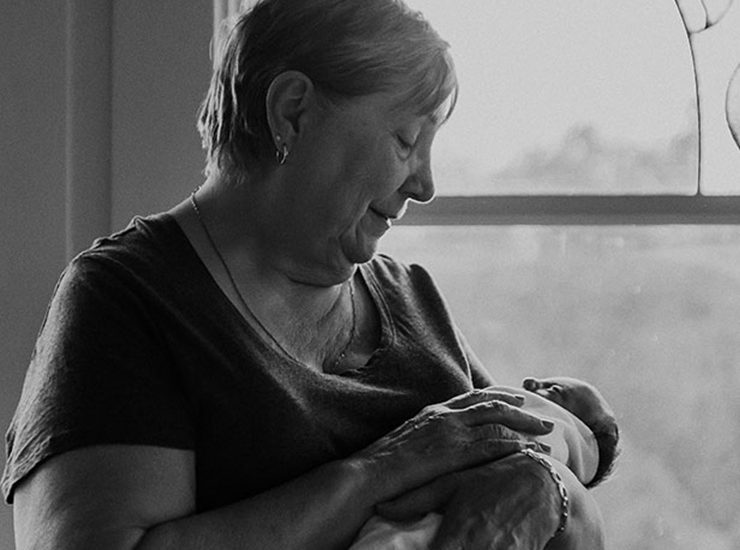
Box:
[137,458,376,550]
[545,460,605,550]
[18,389,548,550]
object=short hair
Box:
[197,0,458,178]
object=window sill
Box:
[402,195,740,225]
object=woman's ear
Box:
[265,71,316,150]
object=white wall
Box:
[1,2,211,547]
[112,1,211,229]
[1,3,68,547]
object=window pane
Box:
[406,1,699,195]
[380,225,740,549]
[689,0,740,194]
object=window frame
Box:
[401,194,740,226]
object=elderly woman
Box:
[3,0,605,548]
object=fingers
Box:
[445,389,526,410]
[471,425,550,457]
[421,395,553,436]
[443,389,554,433]
[462,401,555,435]
[360,389,554,501]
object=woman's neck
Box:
[170,178,357,370]
[198,173,354,286]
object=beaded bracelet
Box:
[520,448,570,540]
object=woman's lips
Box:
[368,207,393,233]
[371,204,405,221]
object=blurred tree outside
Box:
[382,224,740,549]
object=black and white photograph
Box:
[2,1,740,548]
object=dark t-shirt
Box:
[2,213,491,510]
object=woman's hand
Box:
[377,452,605,550]
[351,389,555,504]
[376,452,561,550]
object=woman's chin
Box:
[345,236,381,266]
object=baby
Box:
[350,376,620,550]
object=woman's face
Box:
[274,90,444,283]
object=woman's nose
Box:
[401,156,435,203]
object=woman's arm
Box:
[13,444,374,550]
[14,390,553,550]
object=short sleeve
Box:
[2,256,195,503]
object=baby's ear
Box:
[522,377,567,406]
[522,377,564,392]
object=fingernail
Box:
[525,442,538,450]
[539,443,552,454]
[541,420,555,430]
[514,394,525,402]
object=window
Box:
[382,2,740,548]
[381,224,740,548]
[411,0,699,196]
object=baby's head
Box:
[523,376,620,488]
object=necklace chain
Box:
[189,190,356,371]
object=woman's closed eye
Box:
[395,133,416,157]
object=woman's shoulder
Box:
[364,253,448,314]
[66,213,193,285]
[80,213,184,265]
[49,212,201,324]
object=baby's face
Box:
[522,376,615,430]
